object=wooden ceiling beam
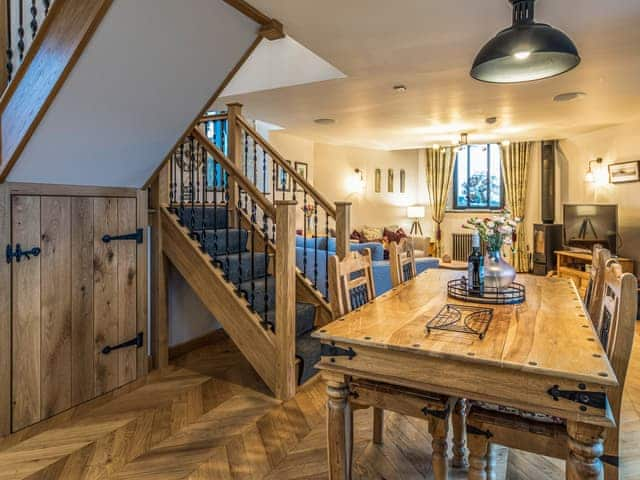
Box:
[223,0,285,40]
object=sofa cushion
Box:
[296,235,328,251]
[361,226,382,242]
[350,242,385,261]
[383,227,408,244]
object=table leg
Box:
[428,414,450,480]
[372,407,384,444]
[327,375,353,480]
[566,421,605,480]
[468,431,490,480]
[452,398,469,468]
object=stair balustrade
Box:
[2,0,54,89]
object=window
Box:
[453,144,503,210]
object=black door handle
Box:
[6,244,41,264]
[102,332,144,355]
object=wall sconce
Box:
[584,158,607,185]
[346,168,365,194]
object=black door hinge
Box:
[6,244,41,264]
[102,332,144,355]
[102,228,143,244]
[321,342,356,361]
[601,455,619,467]
[422,406,450,420]
[547,385,606,411]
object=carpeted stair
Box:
[176,206,321,383]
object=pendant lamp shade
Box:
[471,0,580,83]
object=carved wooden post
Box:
[335,202,351,260]
[566,421,605,480]
[326,372,353,480]
[452,398,469,468]
[226,102,243,228]
[275,200,297,400]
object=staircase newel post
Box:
[275,200,297,400]
[335,202,352,260]
[226,102,243,228]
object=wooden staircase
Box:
[152,108,352,402]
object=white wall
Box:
[9,0,258,187]
[559,120,640,269]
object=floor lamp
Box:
[407,206,425,236]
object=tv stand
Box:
[555,250,634,298]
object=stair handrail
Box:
[235,114,337,219]
[192,127,276,219]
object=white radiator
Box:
[452,233,486,261]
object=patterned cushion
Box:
[471,400,564,425]
[361,226,382,241]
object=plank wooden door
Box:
[11,195,142,431]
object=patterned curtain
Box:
[425,147,455,257]
[501,142,533,272]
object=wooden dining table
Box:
[313,269,617,479]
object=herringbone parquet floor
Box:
[1,326,639,479]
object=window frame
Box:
[452,144,504,211]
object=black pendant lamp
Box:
[471,0,580,83]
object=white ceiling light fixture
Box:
[393,85,407,93]
[471,0,581,83]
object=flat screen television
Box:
[563,204,618,254]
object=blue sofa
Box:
[295,236,439,298]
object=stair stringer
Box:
[161,207,277,393]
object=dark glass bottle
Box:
[467,233,485,295]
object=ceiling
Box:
[216,0,640,150]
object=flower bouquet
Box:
[463,209,521,289]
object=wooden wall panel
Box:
[40,197,72,418]
[93,198,119,396]
[116,198,137,387]
[71,197,95,404]
[11,196,41,431]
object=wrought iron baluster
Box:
[272,157,277,204]
[262,149,267,194]
[313,200,318,289]
[325,209,330,299]
[252,136,257,189]
[179,143,185,222]
[302,191,307,280]
[262,213,270,329]
[17,0,24,61]
[6,0,12,81]
[243,131,249,212]
[212,156,219,264]
[189,136,196,236]
[200,145,207,250]
[224,170,231,281]
[249,199,257,312]
[42,0,49,15]
[236,188,244,292]
[169,150,175,209]
[30,0,37,39]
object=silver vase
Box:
[484,250,516,290]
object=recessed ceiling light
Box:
[553,92,587,102]
[485,116,498,125]
[393,85,407,93]
[314,118,335,125]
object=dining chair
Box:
[328,250,468,478]
[585,245,612,329]
[389,237,417,287]
[466,261,638,480]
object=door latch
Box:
[102,332,144,355]
[6,244,41,263]
[102,228,143,244]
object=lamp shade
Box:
[471,0,580,83]
[407,206,425,219]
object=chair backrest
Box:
[328,249,376,319]
[389,238,417,287]
[586,245,612,327]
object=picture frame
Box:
[276,160,292,192]
[608,160,640,184]
[294,161,308,192]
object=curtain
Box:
[425,147,455,258]
[501,141,533,273]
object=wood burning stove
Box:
[533,223,563,275]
